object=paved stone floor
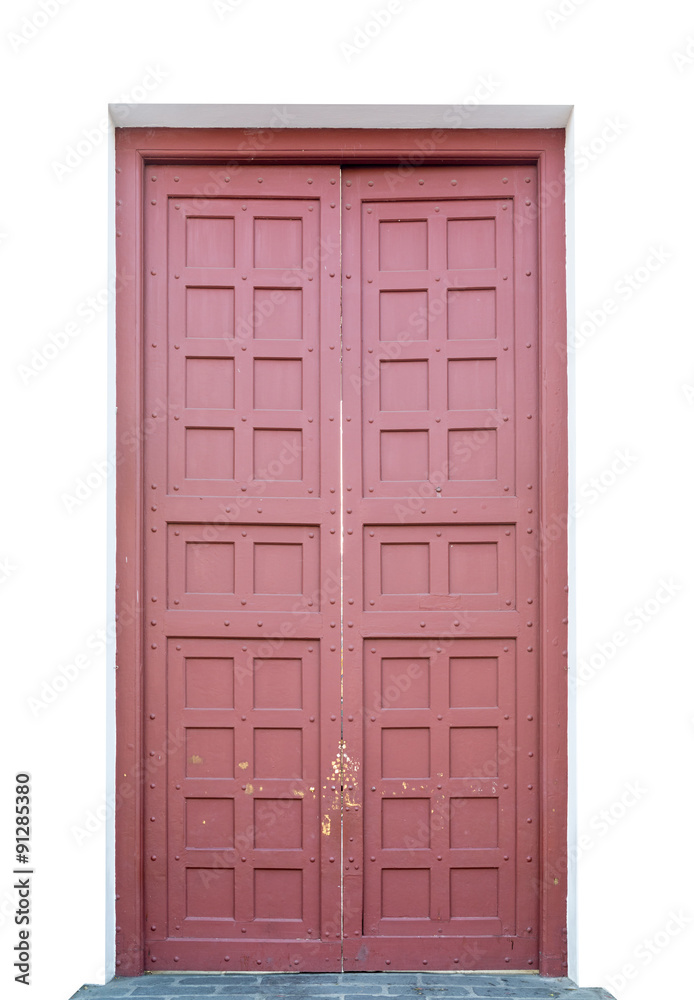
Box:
[70,973,616,1000]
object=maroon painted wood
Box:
[115,128,567,977]
[342,165,542,970]
[135,164,342,971]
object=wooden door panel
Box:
[142,165,342,970]
[342,165,540,971]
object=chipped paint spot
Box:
[244,783,253,795]
[293,789,304,797]
[309,786,315,793]
[189,754,203,765]
[238,761,249,770]
[321,814,331,836]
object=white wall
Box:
[1,3,692,999]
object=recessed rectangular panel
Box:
[382,869,430,917]
[447,218,496,269]
[380,430,428,481]
[186,728,234,779]
[449,657,498,708]
[186,358,235,409]
[448,288,497,340]
[450,798,498,849]
[186,428,235,480]
[380,360,428,410]
[186,287,235,339]
[381,543,429,595]
[382,728,430,778]
[254,359,302,410]
[379,220,428,271]
[379,290,428,341]
[254,869,302,919]
[450,868,498,918]
[449,542,498,594]
[254,658,303,709]
[185,657,234,709]
[450,728,498,778]
[448,360,497,410]
[186,798,235,849]
[254,543,303,594]
[254,218,302,268]
[253,429,303,481]
[254,799,303,849]
[254,728,302,778]
[382,798,430,850]
[381,657,430,710]
[187,217,235,268]
[448,429,497,481]
[253,288,303,339]
[186,868,234,919]
[186,541,235,594]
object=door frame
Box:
[114,126,567,977]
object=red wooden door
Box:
[142,165,342,969]
[137,158,548,973]
[341,166,541,970]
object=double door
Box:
[141,162,541,971]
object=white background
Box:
[1,2,693,999]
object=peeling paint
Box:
[238,761,249,770]
[189,754,202,765]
